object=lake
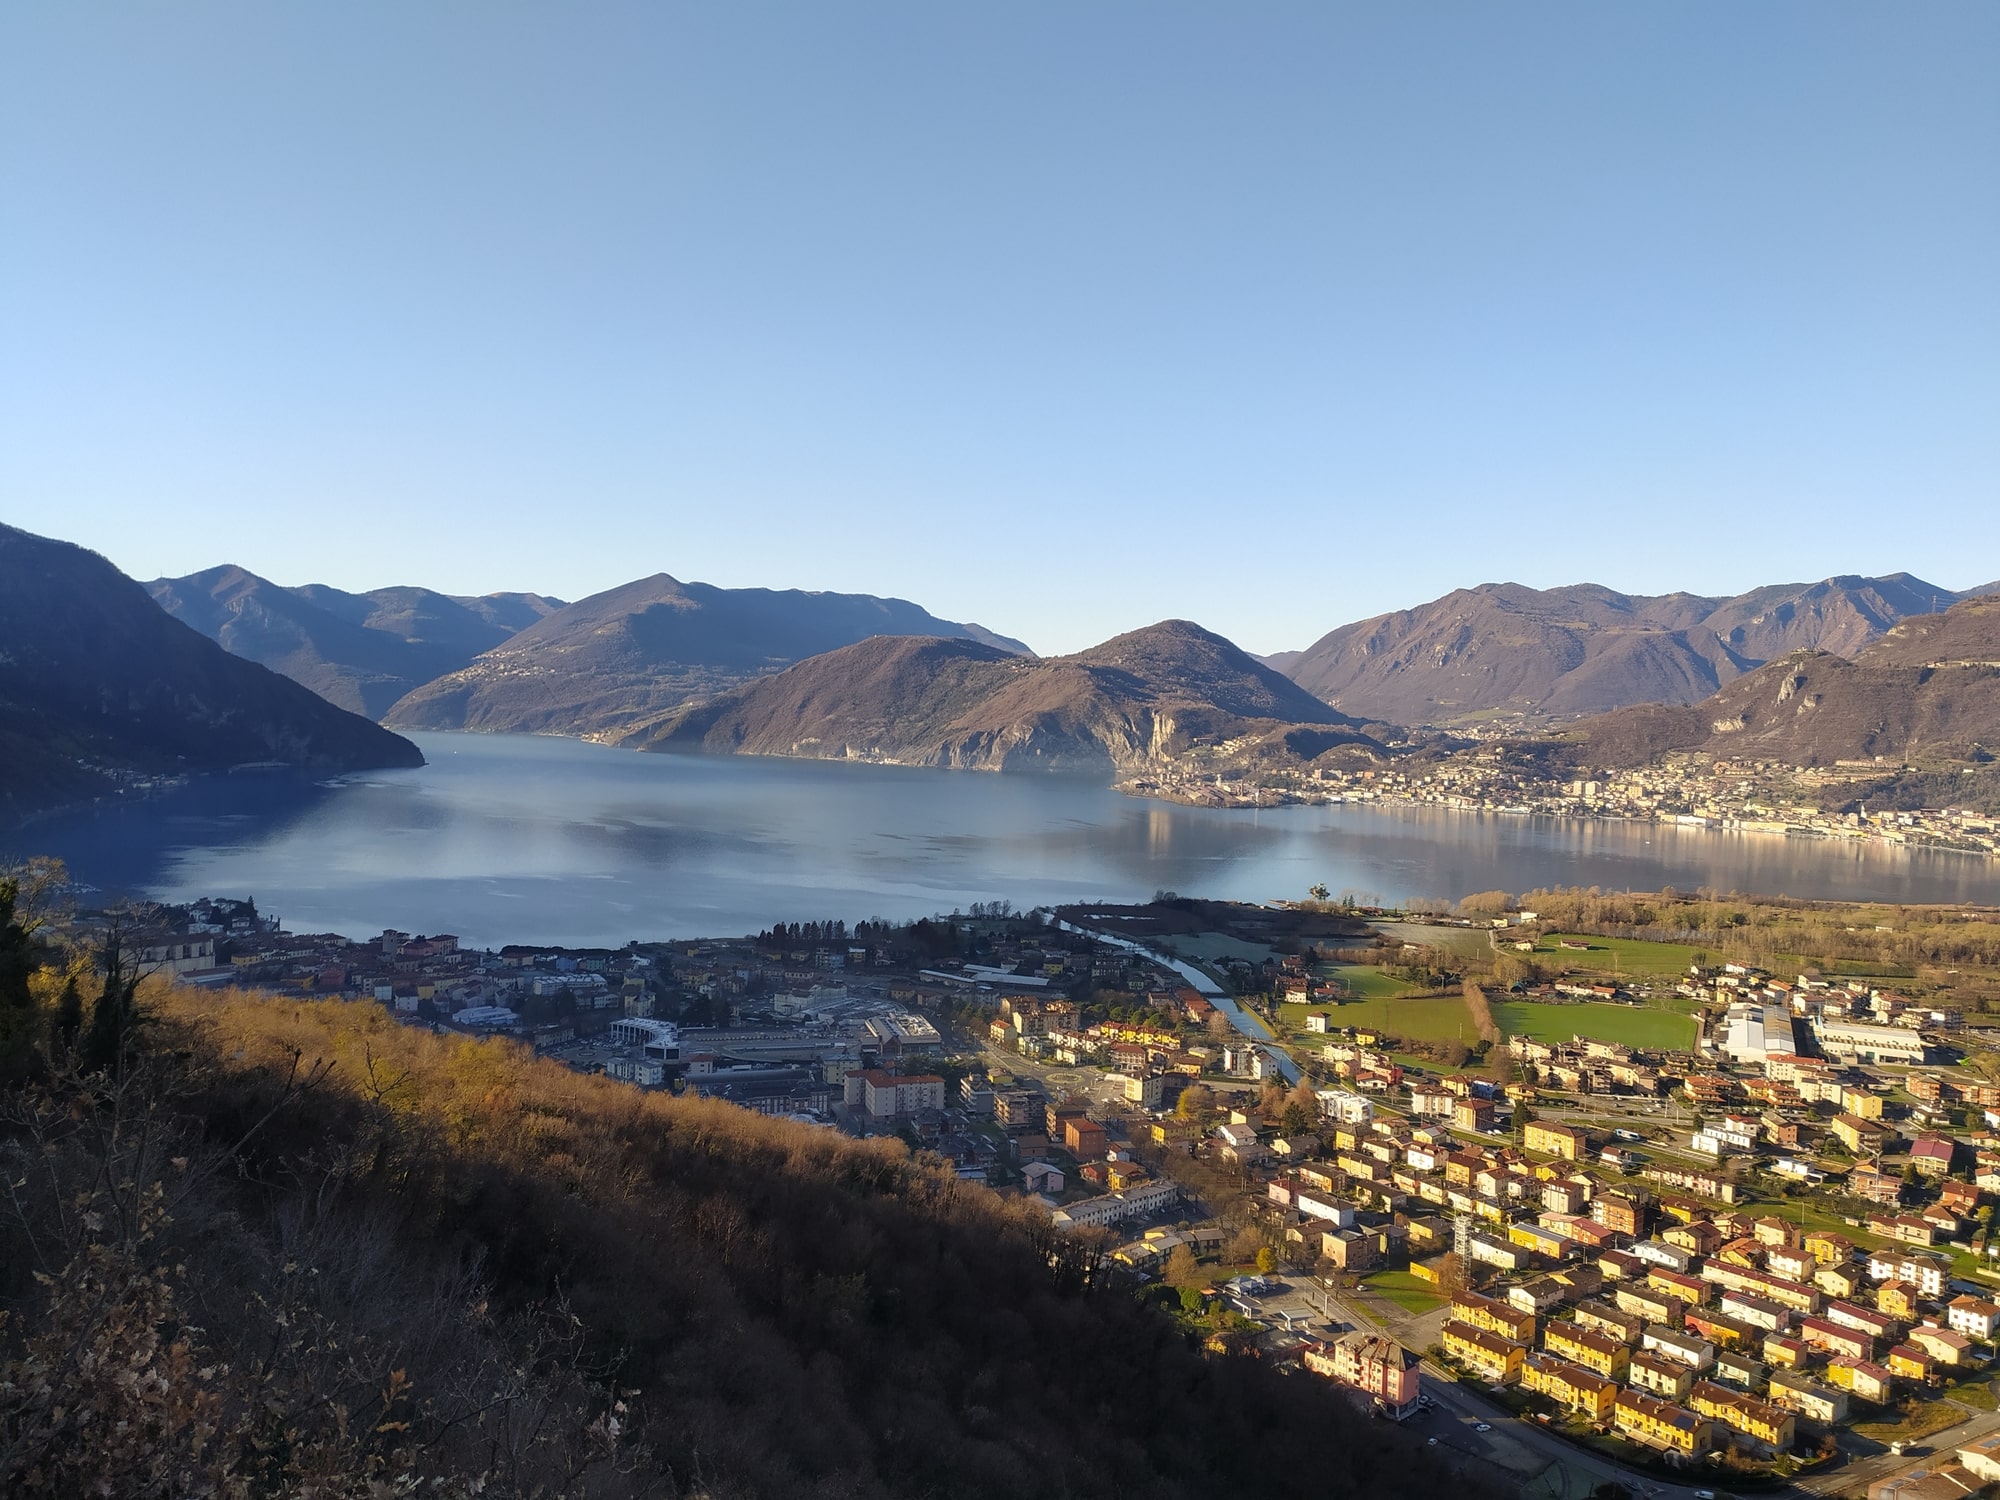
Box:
[10,733,1997,948]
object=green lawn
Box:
[1360,1270,1448,1316]
[1527,933,1703,978]
[1282,995,1480,1044]
[1327,965,1429,1002]
[1492,1000,1698,1052]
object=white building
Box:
[1716,1001,1798,1064]
[1113,1072,1167,1108]
[1051,1178,1179,1230]
[865,1013,942,1052]
[605,1057,666,1086]
[609,1018,682,1058]
[1317,1088,1374,1125]
[1813,1017,1929,1065]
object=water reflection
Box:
[5,731,1994,949]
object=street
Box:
[1230,1273,1756,1500]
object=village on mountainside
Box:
[1129,752,2000,859]
[53,882,2000,1495]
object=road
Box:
[1232,1274,1756,1500]
[1791,1399,2000,1498]
[1052,916,1303,1084]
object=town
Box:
[60,884,2000,1497]
[1130,750,2000,861]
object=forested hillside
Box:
[0,887,1472,1499]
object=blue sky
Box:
[3,3,1994,655]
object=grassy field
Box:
[1282,995,1480,1044]
[1945,1379,1999,1412]
[1360,1270,1448,1316]
[1526,933,1703,977]
[1370,921,1497,959]
[1854,1398,1972,1443]
[1325,964,1429,1002]
[1491,1000,1699,1052]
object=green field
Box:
[1281,995,1480,1044]
[1491,1000,1699,1052]
[1523,933,1703,977]
[1329,965,1430,1002]
[1360,1270,1448,1316]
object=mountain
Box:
[384,572,1033,738]
[148,566,565,718]
[624,619,1391,779]
[1554,594,2000,769]
[0,525,423,819]
[1281,575,1967,729]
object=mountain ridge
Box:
[2,526,423,819]
[384,572,1033,739]
[1551,593,2000,769]
[148,565,566,718]
[1280,574,1972,729]
[623,618,1393,781]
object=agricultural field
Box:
[1323,963,1429,1002]
[1520,933,1703,978]
[1491,1000,1699,1052]
[1369,920,1496,959]
[1279,994,1480,1044]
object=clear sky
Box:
[3,4,1995,656]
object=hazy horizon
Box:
[4,3,1995,654]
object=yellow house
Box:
[1878,1281,1921,1321]
[1524,1121,1588,1161]
[1443,1322,1526,1386]
[1825,1357,1895,1405]
[1544,1322,1631,1381]
[1831,1114,1886,1154]
[1523,1353,1617,1421]
[1628,1350,1696,1402]
[1451,1291,1537,1344]
[1886,1344,1936,1383]
[1613,1389,1714,1457]
[1804,1230,1854,1266]
[1842,1088,1884,1120]
[1688,1381,1796,1451]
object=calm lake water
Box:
[12,733,1997,947]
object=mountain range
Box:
[1554,592,2000,769]
[383,573,1030,737]
[29,537,1998,811]
[1275,574,1981,729]
[147,566,566,718]
[622,619,1395,778]
[1,525,422,819]
[152,564,1029,739]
